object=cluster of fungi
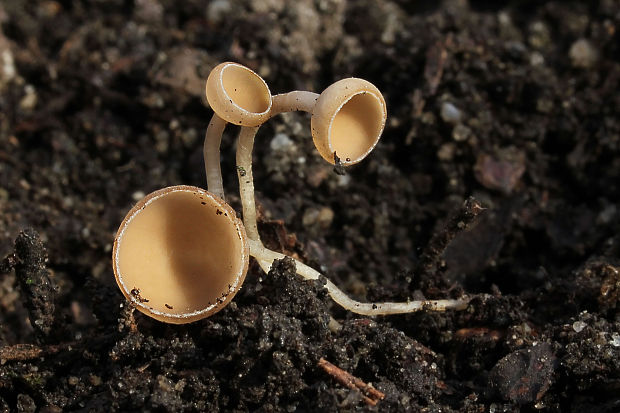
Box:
[112,62,470,324]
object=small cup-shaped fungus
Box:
[311,78,386,165]
[113,185,248,323]
[206,62,272,127]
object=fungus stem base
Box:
[248,239,470,316]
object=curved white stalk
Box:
[204,114,227,200]
[270,91,318,115]
[236,126,260,242]
[249,239,470,315]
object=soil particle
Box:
[13,229,55,343]
[557,311,620,395]
[569,39,599,68]
[488,343,556,404]
[16,393,36,413]
[413,196,485,289]
[474,148,526,195]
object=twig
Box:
[415,197,485,279]
[0,332,119,365]
[318,358,385,406]
[14,229,56,343]
[0,344,44,364]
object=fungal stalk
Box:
[204,116,227,200]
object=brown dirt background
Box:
[0,0,619,411]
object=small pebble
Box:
[489,343,555,404]
[306,166,329,188]
[530,51,545,66]
[302,208,320,227]
[474,148,526,194]
[181,128,198,147]
[1,49,16,83]
[134,0,163,23]
[37,1,62,18]
[569,39,598,68]
[17,394,36,413]
[597,204,616,225]
[536,98,554,114]
[437,143,456,161]
[528,21,551,49]
[270,133,294,151]
[572,320,587,333]
[337,174,351,187]
[19,85,38,110]
[155,130,169,153]
[452,124,471,142]
[440,102,462,124]
[89,375,103,386]
[302,206,334,230]
[207,0,232,25]
[317,207,334,229]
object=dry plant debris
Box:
[318,357,385,406]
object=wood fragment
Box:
[455,327,504,341]
[318,358,385,406]
[0,343,68,365]
[0,333,117,365]
[424,36,450,95]
[0,344,43,364]
[415,197,485,279]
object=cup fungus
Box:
[114,61,470,324]
[205,62,272,127]
[204,62,273,200]
[311,78,386,165]
[113,185,248,324]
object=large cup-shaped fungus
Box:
[311,78,386,165]
[206,62,272,127]
[113,185,248,323]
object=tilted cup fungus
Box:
[205,62,272,127]
[204,62,273,200]
[311,78,386,165]
[113,185,248,324]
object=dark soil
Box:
[1,0,619,411]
